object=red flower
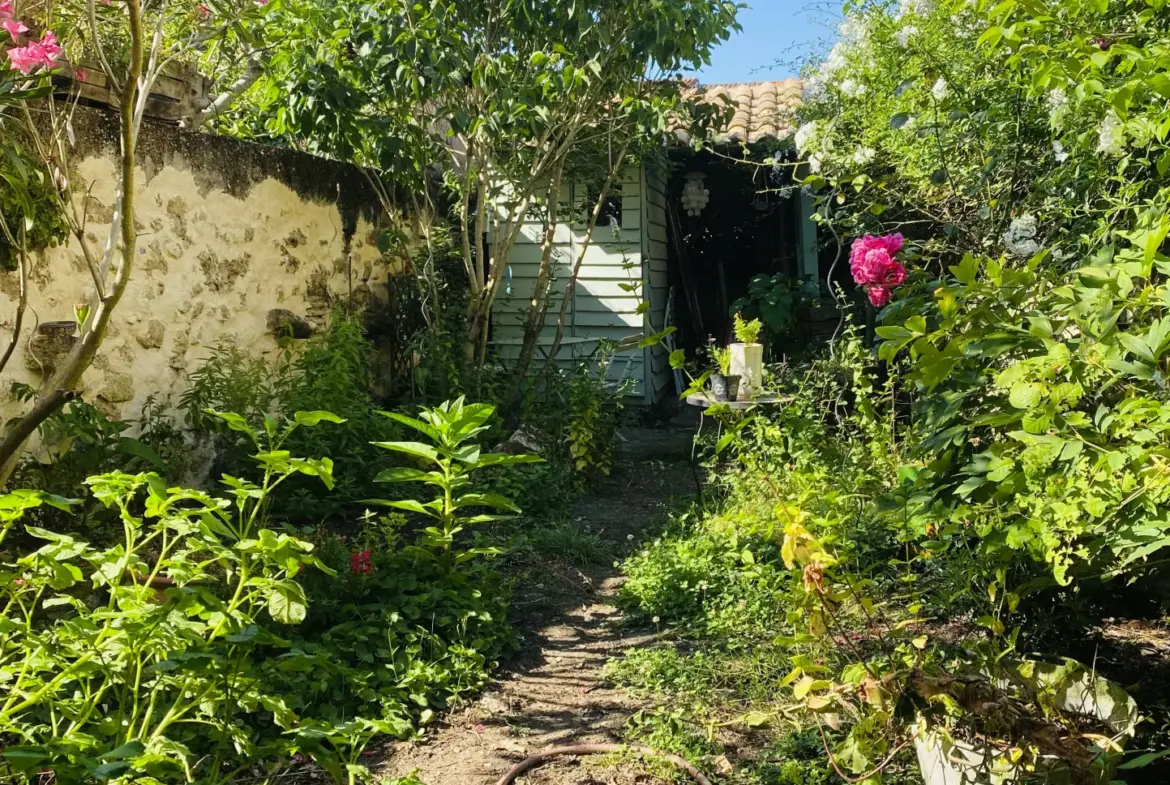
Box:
[850,233,908,308]
[350,550,373,575]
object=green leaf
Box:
[1148,73,1170,100]
[669,349,686,369]
[267,580,307,624]
[116,438,168,471]
[93,762,132,781]
[364,498,442,518]
[378,411,445,445]
[374,467,443,484]
[293,411,346,427]
[207,410,255,436]
[1008,381,1044,409]
[3,748,47,772]
[454,493,520,512]
[1120,332,1156,362]
[371,441,441,464]
[475,453,544,467]
[101,741,145,761]
[1119,749,1170,770]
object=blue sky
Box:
[695,0,837,84]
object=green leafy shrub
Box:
[8,392,189,538]
[182,313,402,522]
[0,411,352,784]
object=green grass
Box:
[526,518,612,566]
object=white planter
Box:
[729,343,763,400]
[914,662,1137,785]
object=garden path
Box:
[376,418,697,785]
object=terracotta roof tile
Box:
[699,79,803,144]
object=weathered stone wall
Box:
[0,107,397,425]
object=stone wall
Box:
[0,107,397,425]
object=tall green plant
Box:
[370,398,541,569]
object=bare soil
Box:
[375,420,698,785]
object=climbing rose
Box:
[850,233,907,308]
[7,30,62,74]
[350,549,373,575]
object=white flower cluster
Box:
[931,78,948,102]
[896,25,917,46]
[1097,110,1125,156]
[823,42,847,77]
[1052,140,1069,163]
[794,121,818,154]
[852,147,877,165]
[1003,214,1041,257]
[837,15,868,43]
[1047,88,1069,127]
[897,0,933,19]
[840,78,867,98]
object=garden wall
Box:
[0,107,397,425]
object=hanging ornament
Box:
[681,172,710,217]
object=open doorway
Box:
[664,146,827,361]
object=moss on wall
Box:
[0,106,400,425]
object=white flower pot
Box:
[729,343,763,400]
[914,661,1137,785]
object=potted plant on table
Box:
[708,344,739,402]
[730,314,763,400]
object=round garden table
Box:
[684,393,792,493]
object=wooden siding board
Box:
[491,165,655,400]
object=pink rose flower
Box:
[849,233,907,307]
[0,1,13,19]
[867,285,893,307]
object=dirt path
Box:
[378,422,696,785]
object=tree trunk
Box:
[0,251,28,378]
[506,160,567,406]
[0,0,144,489]
[537,146,630,387]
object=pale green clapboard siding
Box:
[490,166,648,398]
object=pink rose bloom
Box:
[879,258,907,287]
[849,233,907,307]
[849,233,904,271]
[2,17,26,37]
[867,285,893,307]
[852,247,892,285]
[0,1,13,19]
